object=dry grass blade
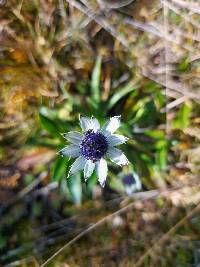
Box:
[66,0,130,48]
[40,184,200,266]
[0,172,20,188]
[134,201,200,267]
[141,69,200,102]
[4,256,39,267]
[0,172,47,218]
[97,0,135,9]
[41,190,160,266]
[162,0,200,30]
[66,0,200,106]
[166,96,188,110]
[170,0,200,14]
[123,17,194,52]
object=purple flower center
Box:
[80,130,108,161]
[123,174,134,186]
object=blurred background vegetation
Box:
[0,0,200,266]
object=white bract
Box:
[59,115,129,187]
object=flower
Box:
[59,115,129,187]
[122,173,141,195]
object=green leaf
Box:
[39,113,60,138]
[27,136,60,148]
[131,100,157,127]
[108,83,135,109]
[32,202,42,217]
[0,237,6,249]
[178,55,190,72]
[173,103,192,129]
[40,106,58,120]
[156,147,167,170]
[86,171,97,197]
[76,80,88,94]
[51,156,68,182]
[67,173,82,205]
[91,55,102,103]
[87,97,99,111]
[149,165,166,188]
[145,130,165,139]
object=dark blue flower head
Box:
[123,174,135,186]
[122,173,142,195]
[79,130,108,161]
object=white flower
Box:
[59,115,129,187]
[122,172,142,195]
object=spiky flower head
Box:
[59,115,129,187]
[122,173,142,195]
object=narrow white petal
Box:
[59,145,80,158]
[125,185,136,196]
[79,115,91,132]
[90,116,100,132]
[96,158,108,187]
[63,131,83,144]
[134,172,142,191]
[102,116,121,135]
[107,134,128,146]
[68,156,87,176]
[124,174,142,195]
[79,115,100,132]
[107,147,129,166]
[84,160,95,180]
